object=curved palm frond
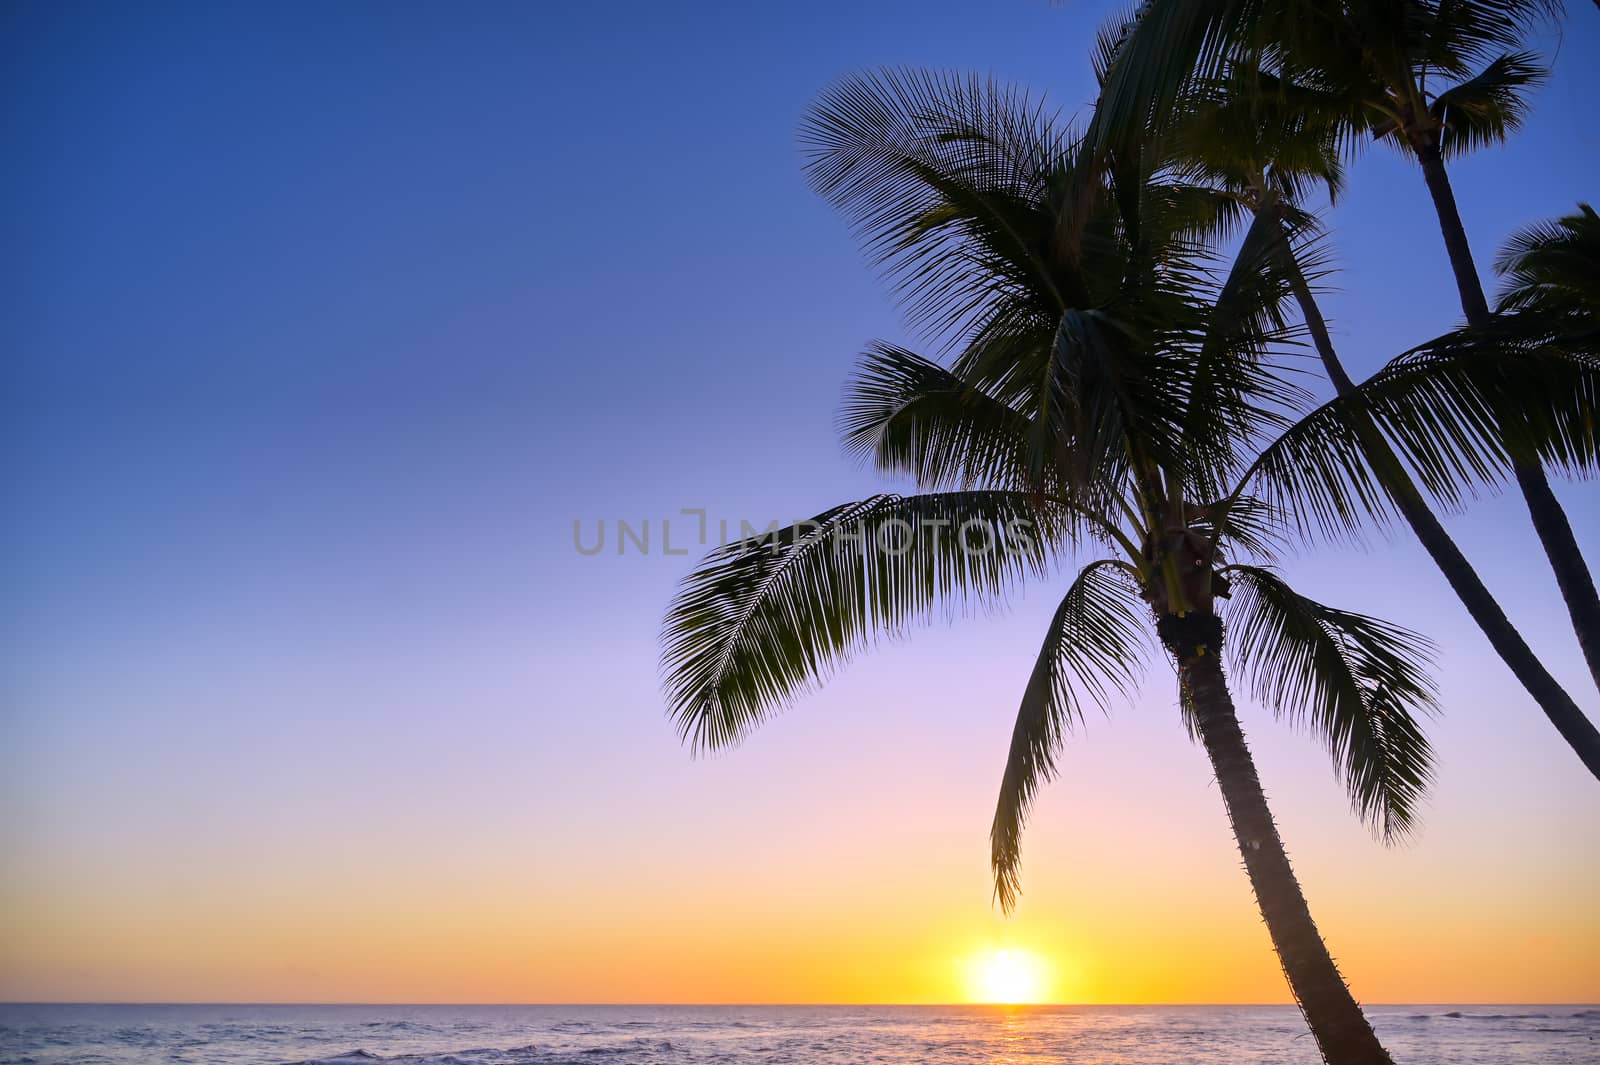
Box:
[1133,176,1251,247]
[1429,51,1546,159]
[1222,565,1436,839]
[991,559,1149,912]
[1193,493,1288,563]
[1088,0,1260,157]
[1090,6,1139,89]
[840,342,1046,493]
[945,303,1061,410]
[1087,0,1360,156]
[800,67,1074,345]
[1238,334,1600,540]
[839,343,1147,556]
[1383,328,1600,483]
[1495,202,1600,320]
[1182,204,1311,499]
[1402,0,1564,75]
[1174,62,1356,207]
[662,492,1057,753]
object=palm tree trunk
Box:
[1269,216,1600,780]
[1415,144,1489,323]
[1170,613,1393,1065]
[1516,468,1600,696]
[1416,142,1600,697]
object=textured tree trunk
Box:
[1169,614,1393,1065]
[1416,142,1600,698]
[1415,144,1489,323]
[1269,218,1600,780]
[1516,468,1600,696]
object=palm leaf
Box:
[800,68,1075,344]
[839,342,1046,493]
[1173,63,1356,206]
[1429,51,1546,159]
[662,492,1056,753]
[991,559,1149,912]
[1495,202,1600,319]
[1181,204,1311,499]
[1222,564,1436,839]
[1087,0,1354,159]
[1239,333,1600,540]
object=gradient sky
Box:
[3,0,1598,1005]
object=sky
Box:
[2,0,1598,1006]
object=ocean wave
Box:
[296,1040,686,1065]
[1440,1011,1551,1020]
[8,1005,1598,1065]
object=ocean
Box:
[1,1003,1595,1064]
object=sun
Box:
[968,948,1051,1004]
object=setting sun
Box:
[968,949,1052,1005]
[5,1,1600,1063]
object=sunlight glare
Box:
[968,949,1050,1004]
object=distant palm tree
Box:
[662,69,1470,1065]
[1312,0,1600,703]
[1093,0,1600,776]
[1167,49,1600,778]
[1496,202,1600,336]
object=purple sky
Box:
[3,0,1597,1003]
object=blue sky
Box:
[3,1,1598,1003]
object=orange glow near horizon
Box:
[3,643,1597,1007]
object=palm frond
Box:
[1405,0,1563,75]
[1430,52,1547,159]
[800,68,1075,345]
[1239,333,1600,540]
[662,492,1055,753]
[1193,493,1289,563]
[1091,6,1141,89]
[1088,0,1261,159]
[1182,204,1311,499]
[1495,202,1600,319]
[840,342,1045,493]
[1385,326,1600,482]
[1223,564,1436,839]
[1174,64,1355,207]
[991,560,1149,912]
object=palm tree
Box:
[1320,0,1600,703]
[664,69,1455,1064]
[1498,202,1600,328]
[1092,0,1600,776]
[1172,54,1600,778]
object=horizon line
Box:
[5,1001,1595,1008]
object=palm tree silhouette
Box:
[662,63,1594,1065]
[1093,0,1600,777]
[1169,49,1600,781]
[663,70,1440,1064]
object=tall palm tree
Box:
[664,69,1459,1065]
[1173,55,1600,778]
[1093,0,1600,775]
[1320,0,1600,702]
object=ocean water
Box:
[1,1003,1595,1065]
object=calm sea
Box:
[1,1003,1595,1064]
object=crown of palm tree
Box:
[1497,202,1600,320]
[658,50,1599,1064]
[660,70,1592,909]
[1093,0,1562,160]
